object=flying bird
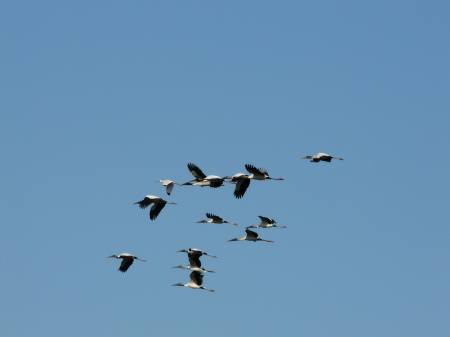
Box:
[172,271,215,292]
[155,180,180,195]
[247,215,286,229]
[196,213,238,226]
[225,164,283,199]
[107,253,147,273]
[300,153,344,162]
[181,163,232,188]
[133,195,177,220]
[227,228,274,243]
[172,254,216,273]
[177,248,217,258]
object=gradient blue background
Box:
[1,1,449,336]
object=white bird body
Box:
[227,228,274,243]
[155,180,179,195]
[196,213,238,226]
[172,271,215,292]
[300,153,344,162]
[107,253,147,272]
[133,195,177,220]
[247,215,286,229]
[177,248,217,258]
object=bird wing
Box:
[234,178,251,199]
[119,257,134,272]
[208,179,223,188]
[245,228,259,238]
[258,215,276,225]
[206,213,223,221]
[245,164,263,175]
[189,255,202,268]
[166,182,174,195]
[320,156,333,162]
[190,271,204,286]
[150,203,166,220]
[187,163,206,180]
[134,196,155,209]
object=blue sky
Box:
[1,1,449,336]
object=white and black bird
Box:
[172,271,215,292]
[133,195,177,220]
[225,164,283,199]
[196,213,238,226]
[181,163,232,188]
[155,180,180,195]
[247,215,286,229]
[227,228,274,243]
[107,253,147,273]
[177,248,217,258]
[172,254,215,273]
[300,153,344,162]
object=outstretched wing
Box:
[245,228,259,239]
[234,178,251,199]
[245,164,263,175]
[206,213,223,221]
[187,163,206,180]
[150,203,166,220]
[190,271,204,286]
[119,257,134,272]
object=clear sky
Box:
[1,1,449,336]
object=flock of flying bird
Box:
[108,153,343,292]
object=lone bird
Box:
[227,228,274,243]
[177,248,217,258]
[300,153,344,162]
[133,195,177,220]
[247,215,286,229]
[107,253,147,273]
[172,271,215,292]
[196,213,238,226]
[172,254,216,273]
[155,180,180,195]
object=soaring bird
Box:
[172,271,215,292]
[107,253,147,273]
[181,163,232,188]
[227,228,274,243]
[196,213,238,226]
[155,180,180,195]
[172,254,215,273]
[225,164,283,199]
[133,195,177,220]
[247,215,286,229]
[300,153,344,162]
[177,248,217,258]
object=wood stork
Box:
[133,195,177,220]
[181,163,232,188]
[244,164,284,181]
[300,153,344,162]
[227,228,274,243]
[172,271,215,292]
[247,215,286,229]
[196,213,238,226]
[155,180,180,195]
[172,254,215,273]
[177,248,217,258]
[107,253,147,272]
[225,164,283,199]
